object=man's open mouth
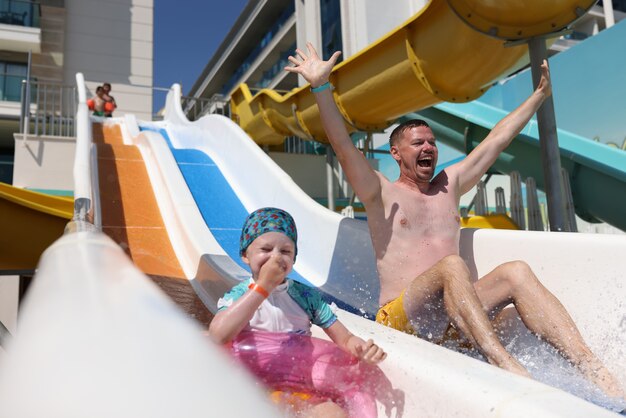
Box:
[418,156,433,168]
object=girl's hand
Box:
[256,255,289,291]
[349,336,387,365]
[285,42,341,88]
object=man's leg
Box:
[475,260,624,397]
[403,255,529,376]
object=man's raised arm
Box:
[452,60,552,195]
[285,43,382,205]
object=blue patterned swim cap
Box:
[240,207,298,260]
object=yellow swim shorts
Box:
[375,290,417,335]
[377,292,465,345]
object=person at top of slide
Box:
[102,82,117,117]
[89,86,105,117]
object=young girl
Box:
[209,207,387,417]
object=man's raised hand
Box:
[285,42,341,88]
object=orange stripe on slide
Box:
[94,122,213,327]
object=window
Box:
[221,3,295,95]
[320,0,342,62]
[0,0,40,28]
[0,61,27,102]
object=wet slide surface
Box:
[94,123,213,327]
[141,115,625,413]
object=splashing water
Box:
[442,316,626,413]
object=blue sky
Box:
[153,0,248,112]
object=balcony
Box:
[0,0,41,53]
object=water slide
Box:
[2,80,624,416]
[0,182,72,271]
[129,84,624,415]
[2,2,625,417]
[0,77,278,417]
[91,121,213,326]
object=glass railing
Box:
[221,2,295,94]
[0,0,40,28]
[320,0,342,62]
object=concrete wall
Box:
[12,134,75,191]
[31,4,66,84]
[269,151,378,202]
[62,0,153,120]
[295,0,322,88]
[341,0,428,57]
[270,152,328,198]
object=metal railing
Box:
[182,93,230,121]
[154,86,230,121]
[72,72,96,227]
[20,79,77,138]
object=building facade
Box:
[187,0,427,109]
[1,0,153,187]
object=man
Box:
[285,42,624,397]
[90,86,105,117]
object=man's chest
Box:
[395,184,458,218]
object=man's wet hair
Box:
[96,86,103,93]
[389,119,430,147]
[103,82,111,89]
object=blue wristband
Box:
[311,82,332,93]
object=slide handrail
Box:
[72,73,96,228]
[0,230,278,417]
[0,81,279,415]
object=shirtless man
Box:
[91,86,106,117]
[285,43,624,398]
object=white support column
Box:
[604,0,616,28]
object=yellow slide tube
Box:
[230,0,594,145]
[0,183,72,270]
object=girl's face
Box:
[242,232,295,278]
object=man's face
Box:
[103,84,111,93]
[391,125,438,182]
